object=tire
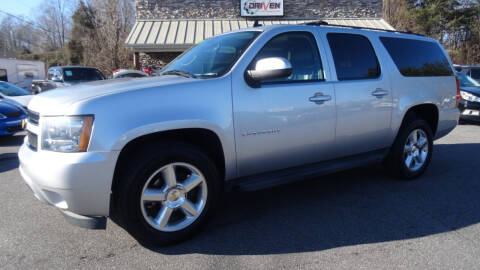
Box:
[112,142,221,247]
[385,114,434,179]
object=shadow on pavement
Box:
[0,154,19,173]
[151,143,480,255]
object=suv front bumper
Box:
[18,143,119,229]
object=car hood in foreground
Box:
[28,76,193,115]
[5,95,32,108]
[0,101,23,115]
[461,86,480,95]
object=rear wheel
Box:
[385,115,433,179]
[112,142,221,247]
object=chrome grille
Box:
[28,110,40,125]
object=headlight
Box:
[460,91,480,102]
[41,115,94,152]
[0,113,6,119]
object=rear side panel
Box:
[376,33,458,140]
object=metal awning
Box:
[126,18,395,52]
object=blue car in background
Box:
[0,100,27,136]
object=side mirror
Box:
[245,57,293,88]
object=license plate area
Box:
[462,109,480,116]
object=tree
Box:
[36,0,76,50]
[384,0,480,65]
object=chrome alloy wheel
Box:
[140,162,208,232]
[403,129,429,172]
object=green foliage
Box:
[385,0,480,64]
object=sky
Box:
[0,0,43,19]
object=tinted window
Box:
[253,31,324,83]
[0,82,31,96]
[470,69,480,80]
[162,31,260,78]
[62,68,105,82]
[327,33,380,81]
[0,69,7,82]
[380,37,453,77]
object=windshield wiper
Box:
[161,70,196,78]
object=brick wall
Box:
[135,0,383,20]
[140,52,181,70]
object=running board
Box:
[228,149,388,192]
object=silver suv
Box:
[19,23,459,246]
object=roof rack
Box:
[253,20,262,27]
[303,21,424,37]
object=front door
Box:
[232,30,337,177]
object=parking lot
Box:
[0,124,479,269]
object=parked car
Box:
[112,69,148,79]
[0,81,33,108]
[457,72,480,122]
[0,58,46,90]
[0,100,26,136]
[19,23,459,246]
[30,66,105,93]
[455,65,480,83]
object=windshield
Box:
[457,72,480,87]
[62,68,105,82]
[161,31,261,78]
[0,81,31,96]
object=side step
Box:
[228,149,388,192]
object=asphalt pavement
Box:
[1,125,480,270]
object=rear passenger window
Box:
[327,33,380,81]
[253,31,324,83]
[0,69,7,82]
[380,37,453,77]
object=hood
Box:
[0,100,23,115]
[28,76,192,115]
[460,86,480,95]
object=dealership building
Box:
[126,0,393,70]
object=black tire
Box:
[111,142,221,247]
[384,113,434,179]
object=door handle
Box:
[372,89,389,98]
[309,92,332,104]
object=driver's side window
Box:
[253,31,324,83]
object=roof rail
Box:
[303,21,424,37]
[304,21,329,26]
[253,20,262,27]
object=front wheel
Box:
[385,117,433,179]
[112,142,221,247]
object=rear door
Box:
[321,31,393,157]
